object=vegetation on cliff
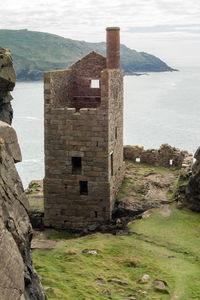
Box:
[0,29,176,81]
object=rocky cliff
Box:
[185,147,200,211]
[0,46,16,124]
[0,46,45,300]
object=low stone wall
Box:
[124,144,193,169]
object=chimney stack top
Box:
[106,27,120,31]
[106,27,120,69]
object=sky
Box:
[1,0,200,67]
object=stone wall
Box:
[106,69,125,210]
[44,69,72,108]
[124,144,193,169]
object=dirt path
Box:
[160,204,172,217]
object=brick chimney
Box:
[106,27,120,69]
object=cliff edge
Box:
[0,46,45,300]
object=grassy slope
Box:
[0,29,174,80]
[33,207,200,300]
[33,164,200,300]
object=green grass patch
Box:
[29,198,44,212]
[33,205,200,299]
[128,162,180,176]
[116,176,133,201]
[47,231,77,240]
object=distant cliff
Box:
[0,29,176,81]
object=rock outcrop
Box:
[185,147,200,211]
[0,123,46,300]
[0,46,45,299]
[0,46,16,124]
[113,160,179,223]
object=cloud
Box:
[127,24,200,35]
[1,0,200,66]
[1,0,200,32]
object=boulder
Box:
[185,146,200,211]
[153,279,169,294]
[0,120,22,162]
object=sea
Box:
[12,66,200,188]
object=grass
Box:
[128,205,200,299]
[116,176,133,201]
[33,205,200,299]
[126,161,180,176]
[29,198,44,212]
[27,182,44,211]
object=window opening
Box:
[136,157,140,163]
[80,181,88,195]
[91,79,100,88]
[115,127,118,139]
[169,159,173,166]
[110,152,113,176]
[94,211,98,218]
[72,157,82,174]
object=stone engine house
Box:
[44,27,125,230]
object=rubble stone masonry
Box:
[124,144,193,169]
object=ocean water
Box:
[12,67,200,187]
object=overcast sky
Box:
[1,0,200,67]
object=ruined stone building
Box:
[44,27,125,230]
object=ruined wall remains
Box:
[124,144,193,169]
[71,52,106,110]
